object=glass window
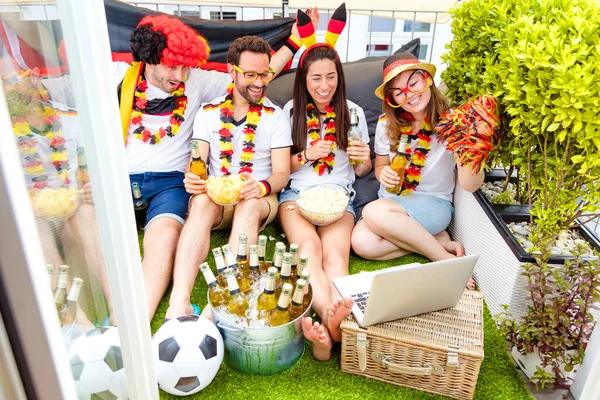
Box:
[317,13,332,31]
[210,11,237,20]
[369,16,395,32]
[404,21,432,33]
[0,6,131,399]
[419,44,429,60]
[273,12,282,19]
[366,44,391,57]
[180,10,200,18]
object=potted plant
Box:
[442,0,600,389]
[496,244,600,389]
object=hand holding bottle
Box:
[306,140,334,161]
[379,165,401,188]
[346,140,370,164]
[79,182,94,205]
[183,172,206,194]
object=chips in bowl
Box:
[295,184,350,226]
[31,187,80,220]
[205,174,245,206]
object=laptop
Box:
[333,254,479,327]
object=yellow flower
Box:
[222,123,234,131]
[219,142,233,152]
[13,121,31,136]
[172,124,180,134]
[52,151,68,162]
[154,134,161,144]
[26,165,45,175]
[247,113,260,125]
[244,133,255,142]
[401,190,413,196]
[136,91,147,99]
[46,133,55,140]
[405,174,422,182]
[240,152,253,162]
[400,126,412,133]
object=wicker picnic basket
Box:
[340,290,484,400]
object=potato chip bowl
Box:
[31,187,80,220]
[205,174,245,206]
[295,184,350,226]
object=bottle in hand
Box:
[347,108,363,165]
[190,140,208,179]
[76,147,90,188]
[386,135,409,194]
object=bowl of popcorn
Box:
[31,187,80,220]
[295,184,350,226]
[205,174,245,206]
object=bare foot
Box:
[434,231,465,257]
[466,275,476,290]
[327,297,354,343]
[302,317,332,361]
[164,302,194,320]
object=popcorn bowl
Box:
[295,183,350,226]
[205,174,245,206]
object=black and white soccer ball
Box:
[68,326,128,399]
[152,315,224,396]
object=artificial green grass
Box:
[147,224,533,400]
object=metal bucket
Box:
[210,293,313,376]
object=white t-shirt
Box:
[374,115,455,201]
[113,62,232,174]
[192,95,292,182]
[282,100,370,197]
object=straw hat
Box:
[374,53,436,100]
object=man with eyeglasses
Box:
[165,36,292,319]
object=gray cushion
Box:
[266,39,421,219]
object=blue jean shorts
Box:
[129,171,190,228]
[279,188,356,219]
[390,193,454,235]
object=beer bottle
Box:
[348,108,363,165]
[301,269,312,310]
[273,242,286,278]
[54,265,69,315]
[258,235,268,272]
[76,147,90,188]
[386,135,409,194]
[257,267,278,314]
[60,277,83,325]
[189,141,208,179]
[248,244,260,283]
[131,183,148,230]
[289,279,307,321]
[224,268,249,318]
[277,253,293,298]
[236,234,249,273]
[46,263,55,291]
[289,243,299,283]
[212,248,228,288]
[268,283,293,327]
[223,244,251,294]
[297,254,308,277]
[200,262,229,307]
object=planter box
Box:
[450,184,600,320]
[511,347,576,383]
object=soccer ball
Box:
[153,315,224,396]
[68,326,128,399]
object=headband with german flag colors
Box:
[298,3,347,68]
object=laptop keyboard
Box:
[351,292,370,312]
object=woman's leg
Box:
[360,199,456,261]
[278,201,332,360]
[316,212,356,342]
[351,219,412,260]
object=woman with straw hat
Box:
[351,53,484,280]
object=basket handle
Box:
[371,352,444,376]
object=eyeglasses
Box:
[384,70,432,108]
[232,65,275,83]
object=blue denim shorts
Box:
[278,188,356,219]
[129,171,190,228]
[390,193,454,235]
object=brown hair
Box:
[382,54,448,149]
[227,36,272,66]
[291,46,350,154]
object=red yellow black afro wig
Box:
[130,15,210,67]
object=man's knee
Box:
[234,198,264,221]
[189,194,218,217]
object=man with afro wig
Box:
[114,12,318,322]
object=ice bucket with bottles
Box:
[210,292,313,376]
